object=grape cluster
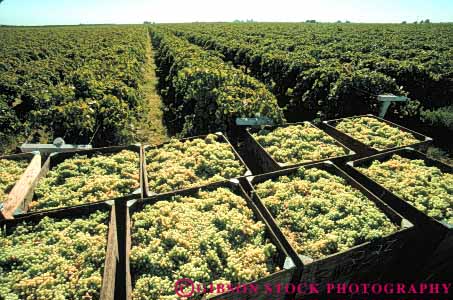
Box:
[146,134,246,193]
[254,167,397,260]
[0,211,108,300]
[31,150,139,211]
[357,155,453,224]
[130,187,279,300]
[252,124,347,165]
[335,117,420,150]
[0,158,29,203]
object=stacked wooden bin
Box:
[0,115,451,300]
[0,145,143,299]
[321,114,451,281]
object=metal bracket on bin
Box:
[377,94,409,118]
[105,200,115,206]
[127,199,138,207]
[229,178,240,185]
[401,219,413,229]
[20,137,92,154]
[284,255,314,269]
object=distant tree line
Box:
[402,19,431,24]
[233,19,255,23]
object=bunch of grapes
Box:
[0,211,108,300]
[335,117,420,150]
[31,150,139,211]
[252,124,347,165]
[357,155,453,224]
[146,134,246,193]
[130,187,279,300]
[254,167,397,260]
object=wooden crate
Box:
[320,114,433,157]
[346,148,453,280]
[246,161,416,295]
[120,180,298,300]
[16,145,143,216]
[143,132,252,197]
[0,152,42,219]
[0,201,119,299]
[244,121,356,174]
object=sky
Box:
[0,0,452,25]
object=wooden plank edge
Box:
[1,154,42,219]
[100,205,118,300]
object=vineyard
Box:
[1,23,453,151]
[0,25,149,153]
[163,23,453,143]
[1,22,453,299]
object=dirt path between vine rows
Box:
[135,32,167,145]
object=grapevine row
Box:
[150,27,284,136]
[160,23,453,135]
[0,25,149,152]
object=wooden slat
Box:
[100,206,118,300]
[141,145,149,198]
[1,154,41,219]
[126,208,132,300]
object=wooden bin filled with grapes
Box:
[346,148,453,280]
[321,114,433,157]
[0,151,42,220]
[119,180,300,300]
[244,122,355,173]
[245,161,416,292]
[0,201,119,299]
[142,132,252,197]
[10,145,143,217]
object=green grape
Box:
[254,167,398,260]
[31,150,139,211]
[130,187,279,299]
[335,116,420,150]
[357,155,453,225]
[0,212,108,299]
[146,134,245,193]
[252,124,347,165]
